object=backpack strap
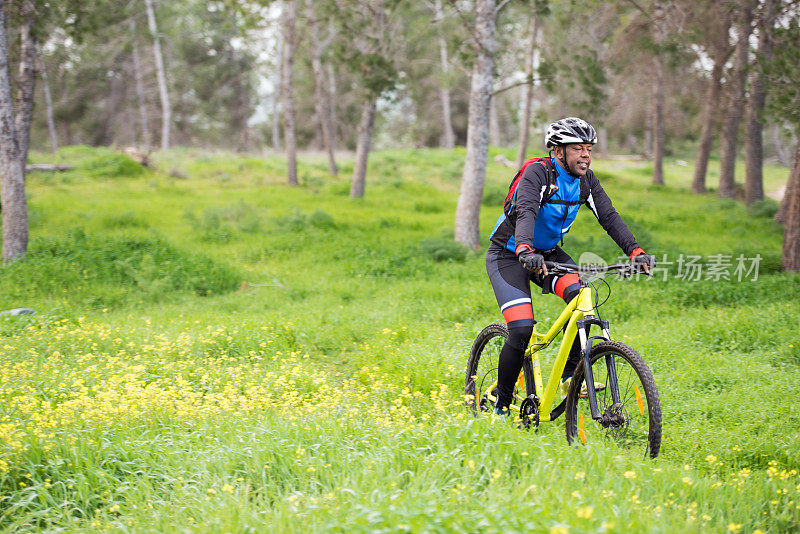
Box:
[504,158,591,213]
[538,158,560,205]
[580,174,590,204]
[547,198,584,206]
[543,166,591,206]
[504,158,550,216]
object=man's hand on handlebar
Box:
[518,250,548,276]
[632,253,656,275]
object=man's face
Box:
[557,143,593,177]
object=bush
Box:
[0,230,241,309]
[83,153,145,179]
[102,211,149,229]
[276,209,308,231]
[185,200,262,242]
[309,210,336,229]
[417,237,470,262]
[482,185,507,207]
[747,199,779,218]
[275,209,335,231]
[414,201,444,214]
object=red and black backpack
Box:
[503,157,590,217]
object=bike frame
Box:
[484,283,617,423]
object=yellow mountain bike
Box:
[465,261,662,458]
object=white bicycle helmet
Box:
[545,117,597,148]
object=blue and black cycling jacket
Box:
[489,158,640,256]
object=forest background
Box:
[1,0,799,268]
[1,0,800,531]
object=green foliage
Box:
[101,211,149,229]
[0,229,240,309]
[309,210,336,229]
[322,0,403,99]
[274,208,336,232]
[417,237,470,262]
[765,16,800,125]
[414,200,444,213]
[275,208,308,232]
[83,153,145,178]
[482,184,508,207]
[747,199,779,219]
[185,200,263,242]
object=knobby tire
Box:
[564,340,662,458]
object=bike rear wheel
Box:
[465,323,534,415]
[564,340,662,458]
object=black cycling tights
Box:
[486,244,582,410]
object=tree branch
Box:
[495,0,513,16]
[624,0,653,20]
[492,74,554,96]
[446,0,482,53]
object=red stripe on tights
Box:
[502,304,533,323]
[554,272,580,299]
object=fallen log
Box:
[122,147,151,167]
[26,164,74,172]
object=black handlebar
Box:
[544,261,645,277]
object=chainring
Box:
[519,395,540,430]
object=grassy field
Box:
[1,145,798,532]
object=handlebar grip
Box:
[544,261,579,270]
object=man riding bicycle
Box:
[486,117,655,416]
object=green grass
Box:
[1,146,798,532]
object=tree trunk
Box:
[782,126,800,271]
[282,0,298,185]
[102,71,124,145]
[350,98,377,198]
[326,62,337,151]
[744,0,777,206]
[516,7,538,169]
[597,125,608,157]
[0,0,28,262]
[130,22,151,150]
[693,30,731,193]
[144,0,171,151]
[651,1,665,185]
[434,0,455,149]
[234,65,250,152]
[306,0,337,175]
[14,0,36,168]
[35,43,58,153]
[271,24,283,152]
[454,0,496,248]
[778,158,799,224]
[224,46,249,152]
[272,34,282,151]
[489,97,500,147]
[772,124,789,166]
[652,55,665,185]
[718,4,753,199]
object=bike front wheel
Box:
[564,340,662,458]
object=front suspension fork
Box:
[576,317,620,421]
